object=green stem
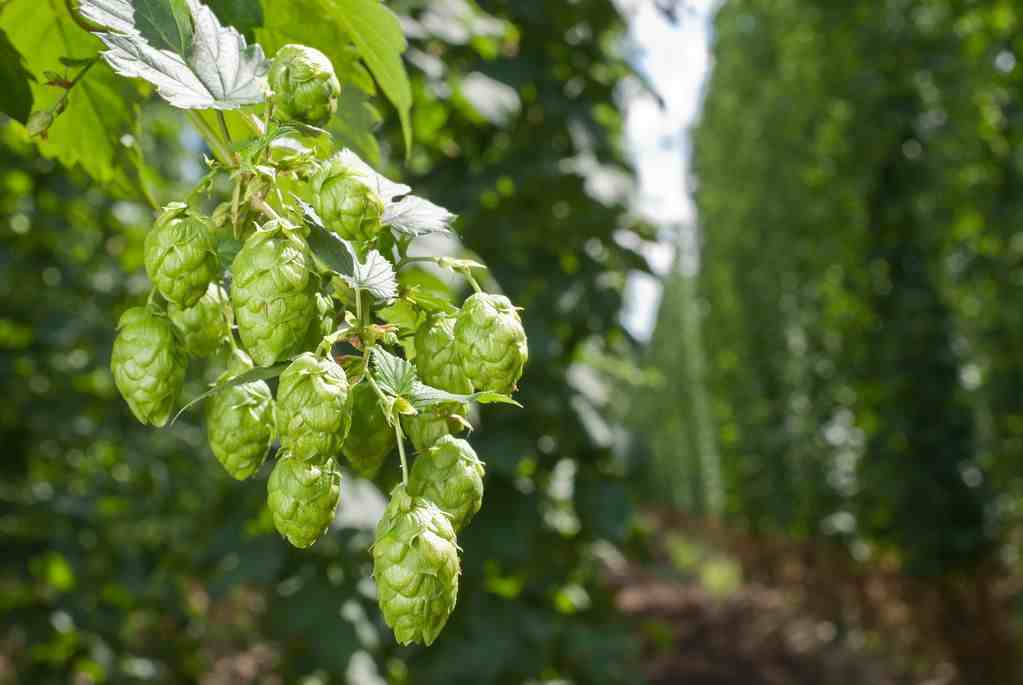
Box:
[395,421,409,485]
[187,111,233,167]
[463,270,483,293]
[216,111,233,145]
[64,0,101,33]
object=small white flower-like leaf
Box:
[383,194,457,236]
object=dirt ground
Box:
[612,568,922,685]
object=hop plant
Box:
[342,382,394,478]
[231,222,318,366]
[111,306,187,427]
[267,451,342,548]
[277,352,351,461]
[310,159,385,242]
[454,293,528,394]
[99,38,526,648]
[268,44,341,127]
[144,203,218,307]
[372,486,460,646]
[206,350,276,480]
[167,283,230,358]
[407,435,484,532]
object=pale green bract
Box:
[415,316,473,394]
[267,451,342,548]
[402,403,467,454]
[342,382,394,478]
[111,306,187,427]
[276,352,352,462]
[268,44,341,127]
[144,204,218,307]
[310,158,386,242]
[230,222,318,366]
[407,435,484,532]
[206,350,276,480]
[454,292,528,394]
[372,486,460,646]
[167,282,230,358]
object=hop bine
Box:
[107,40,530,649]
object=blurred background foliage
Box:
[0,0,653,683]
[629,0,1023,682]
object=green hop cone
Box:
[268,44,341,127]
[277,352,352,461]
[372,485,460,646]
[407,435,484,532]
[230,222,318,366]
[402,403,468,453]
[310,159,385,242]
[342,382,394,478]
[144,203,218,307]
[415,316,473,394]
[301,292,336,353]
[454,293,528,394]
[111,306,187,427]
[267,450,341,548]
[167,283,230,358]
[206,349,276,480]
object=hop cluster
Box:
[109,43,529,648]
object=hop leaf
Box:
[81,0,269,110]
[277,352,352,462]
[144,203,218,307]
[342,381,394,478]
[454,293,528,394]
[167,282,230,358]
[206,350,276,480]
[372,486,459,646]
[111,306,187,427]
[230,222,318,366]
[267,451,341,548]
[414,316,472,394]
[402,403,467,454]
[268,44,341,127]
[407,435,484,532]
[310,157,386,242]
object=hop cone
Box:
[277,352,351,461]
[144,204,218,307]
[342,382,394,478]
[167,283,230,358]
[372,486,460,646]
[206,349,276,480]
[403,403,467,454]
[454,293,528,394]
[310,159,385,242]
[268,44,341,127]
[301,292,336,352]
[231,223,317,366]
[407,435,484,532]
[415,316,472,394]
[111,306,187,427]
[267,451,341,548]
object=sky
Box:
[615,0,714,340]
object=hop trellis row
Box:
[109,44,528,646]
